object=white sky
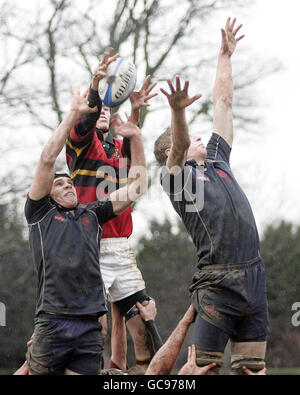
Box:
[1,0,300,245]
[131,0,300,246]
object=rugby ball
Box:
[98,57,137,107]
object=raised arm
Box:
[129,75,158,125]
[72,48,119,139]
[145,304,196,375]
[213,17,245,147]
[161,76,202,174]
[109,114,147,215]
[29,87,98,201]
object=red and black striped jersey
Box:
[66,120,133,238]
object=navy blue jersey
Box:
[161,133,260,268]
[25,195,116,317]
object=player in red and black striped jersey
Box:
[66,48,160,371]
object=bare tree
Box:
[0,0,280,203]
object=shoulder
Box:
[24,194,54,224]
[206,132,231,164]
[160,161,195,196]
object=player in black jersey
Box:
[154,18,269,375]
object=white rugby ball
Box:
[98,57,137,107]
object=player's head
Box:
[96,104,112,131]
[187,135,207,162]
[154,128,207,167]
[50,173,78,209]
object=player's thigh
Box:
[193,314,229,374]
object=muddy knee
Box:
[231,355,266,375]
[196,350,223,375]
[231,341,266,375]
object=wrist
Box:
[171,107,186,116]
[68,109,82,121]
[130,108,140,124]
[219,51,232,59]
[128,125,142,139]
[91,78,100,91]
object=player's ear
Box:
[165,148,170,157]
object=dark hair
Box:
[54,173,71,180]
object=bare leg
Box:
[99,314,108,345]
[126,315,151,369]
[111,302,127,371]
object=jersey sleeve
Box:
[67,87,101,149]
[206,132,232,166]
[86,197,117,226]
[160,164,194,197]
[24,195,54,224]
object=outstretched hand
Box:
[130,75,158,111]
[92,47,120,90]
[220,17,245,57]
[70,86,99,117]
[178,345,216,375]
[161,76,202,111]
[111,113,141,139]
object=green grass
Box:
[267,367,300,375]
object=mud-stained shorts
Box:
[190,258,269,342]
[100,238,146,303]
[26,314,103,375]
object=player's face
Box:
[96,105,111,131]
[50,177,78,208]
[186,135,207,162]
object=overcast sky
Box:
[1,0,299,245]
[130,0,300,245]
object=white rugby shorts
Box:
[100,238,146,303]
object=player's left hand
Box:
[178,345,216,375]
[70,86,99,117]
[130,75,158,111]
[220,17,245,57]
[111,113,141,139]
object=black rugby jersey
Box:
[25,195,116,317]
[161,133,260,268]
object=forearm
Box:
[76,88,101,137]
[145,319,190,375]
[110,131,147,214]
[41,110,80,164]
[130,106,140,125]
[166,109,190,172]
[127,131,147,195]
[213,53,233,107]
[171,108,190,153]
[111,303,127,371]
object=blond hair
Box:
[153,127,172,167]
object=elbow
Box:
[40,149,56,167]
[214,96,233,110]
[128,170,148,201]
